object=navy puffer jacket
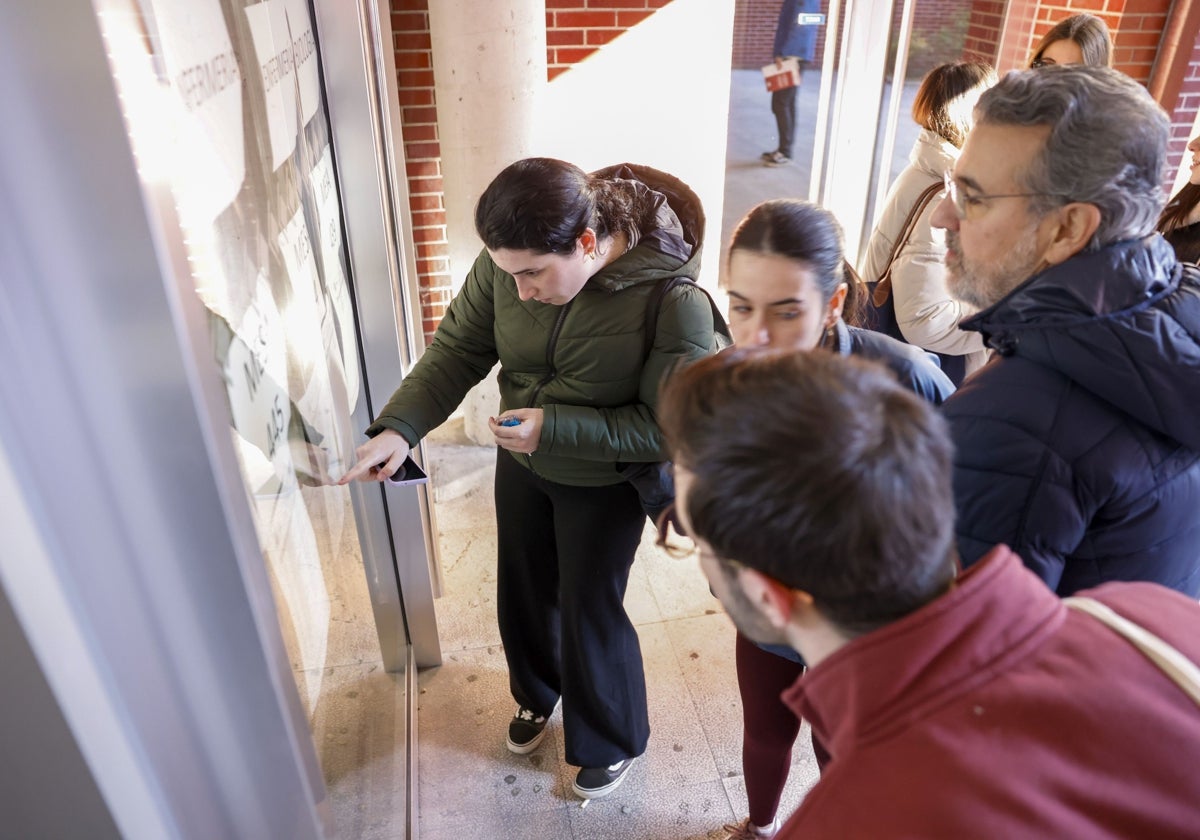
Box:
[946,234,1200,596]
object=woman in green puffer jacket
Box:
[340,157,719,799]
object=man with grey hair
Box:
[933,65,1200,597]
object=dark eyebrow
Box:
[952,172,986,193]
[727,289,806,307]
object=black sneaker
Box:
[505,707,548,755]
[764,151,791,167]
[572,757,636,799]
[760,150,778,162]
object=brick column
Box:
[391,0,452,347]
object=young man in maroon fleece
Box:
[659,347,1200,839]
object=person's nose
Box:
[745,315,772,347]
[514,278,538,301]
[930,194,959,232]
[1189,136,1200,154]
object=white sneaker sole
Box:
[572,758,635,799]
[505,726,547,755]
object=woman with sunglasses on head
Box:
[1028,13,1113,69]
[860,61,996,385]
[716,199,953,839]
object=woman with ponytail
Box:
[716,199,953,839]
[342,158,721,800]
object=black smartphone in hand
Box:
[384,455,429,486]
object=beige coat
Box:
[860,129,987,376]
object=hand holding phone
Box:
[384,455,429,486]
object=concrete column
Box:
[428,0,546,445]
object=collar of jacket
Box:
[910,128,959,179]
[782,546,1064,763]
[957,234,1200,449]
[824,318,852,355]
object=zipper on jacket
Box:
[523,300,573,473]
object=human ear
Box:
[738,567,799,632]
[578,227,598,258]
[824,282,848,329]
[1041,203,1102,266]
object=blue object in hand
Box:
[498,416,521,427]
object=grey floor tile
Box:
[306,662,407,840]
[663,612,743,778]
[419,807,573,840]
[417,646,573,834]
[640,540,723,622]
[721,760,819,831]
[637,623,720,791]
[429,527,503,652]
[567,779,737,840]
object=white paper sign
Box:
[285,0,321,129]
[278,208,355,478]
[149,0,245,223]
[309,144,359,410]
[245,0,298,171]
[220,273,295,486]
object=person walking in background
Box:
[1028,13,1113,68]
[1158,135,1200,263]
[659,347,1200,839]
[860,61,996,385]
[933,66,1200,596]
[762,0,819,167]
[341,157,721,800]
[714,199,952,839]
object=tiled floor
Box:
[415,419,819,840]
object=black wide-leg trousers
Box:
[494,450,649,768]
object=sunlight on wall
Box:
[533,0,735,291]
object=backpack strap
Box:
[642,276,732,360]
[872,180,944,307]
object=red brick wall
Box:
[963,0,1006,63]
[545,0,673,81]
[1027,1,1169,84]
[391,0,452,346]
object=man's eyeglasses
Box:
[942,171,1066,220]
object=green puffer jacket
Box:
[366,163,719,486]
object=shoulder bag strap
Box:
[872,180,944,307]
[1064,596,1200,707]
[642,276,732,360]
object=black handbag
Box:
[862,181,966,386]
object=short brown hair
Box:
[659,348,957,635]
[1029,14,1113,69]
[911,61,997,149]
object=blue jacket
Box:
[946,234,1200,596]
[773,0,820,61]
[829,319,955,405]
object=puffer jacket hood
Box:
[587,162,705,294]
[962,234,1200,450]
